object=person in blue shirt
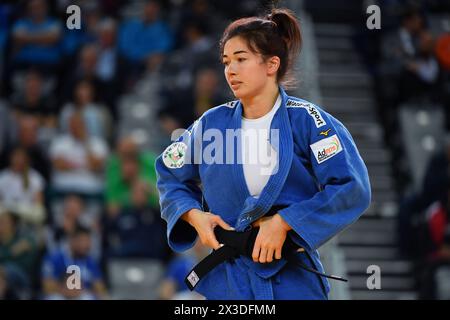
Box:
[118,0,173,66]
[11,0,61,70]
[155,8,371,300]
[41,225,108,300]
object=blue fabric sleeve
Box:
[155,120,204,252]
[278,105,371,251]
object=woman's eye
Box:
[238,58,246,62]
[223,61,230,66]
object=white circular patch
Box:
[162,142,188,169]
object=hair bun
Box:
[266,9,301,54]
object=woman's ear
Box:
[266,56,281,76]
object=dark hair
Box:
[220,8,302,88]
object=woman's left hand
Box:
[251,214,292,263]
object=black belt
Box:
[185,226,348,291]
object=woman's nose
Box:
[226,62,237,76]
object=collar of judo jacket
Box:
[233,86,294,232]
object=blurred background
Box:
[0,0,449,300]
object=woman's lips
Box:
[230,81,242,90]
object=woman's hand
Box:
[182,209,234,250]
[251,214,292,263]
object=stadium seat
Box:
[108,258,164,300]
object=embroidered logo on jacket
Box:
[319,129,332,137]
[310,134,343,164]
[286,99,327,128]
[162,142,188,169]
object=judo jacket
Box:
[155,87,371,299]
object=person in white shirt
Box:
[0,147,46,225]
[50,112,108,195]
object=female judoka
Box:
[155,8,371,299]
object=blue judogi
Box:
[155,87,371,299]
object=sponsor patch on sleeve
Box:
[310,134,343,164]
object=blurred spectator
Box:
[0,4,10,53]
[0,266,19,300]
[160,68,227,129]
[11,0,62,74]
[192,68,228,117]
[96,18,122,117]
[41,225,108,300]
[104,180,168,259]
[49,112,109,196]
[96,18,119,85]
[162,20,216,92]
[0,147,46,226]
[118,0,173,85]
[157,240,208,300]
[46,195,101,261]
[399,31,442,102]
[398,134,450,258]
[172,0,217,49]
[398,9,425,57]
[0,209,38,299]
[61,19,121,119]
[379,8,425,97]
[105,136,159,216]
[60,3,100,58]
[61,44,103,104]
[376,8,428,140]
[133,52,165,102]
[419,226,450,299]
[10,70,57,130]
[0,116,51,181]
[119,0,173,61]
[157,108,185,143]
[60,80,112,141]
[436,32,450,71]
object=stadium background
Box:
[0,0,449,300]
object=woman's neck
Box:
[241,83,279,119]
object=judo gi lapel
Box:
[234,87,294,231]
[230,100,252,209]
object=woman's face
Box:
[222,36,272,100]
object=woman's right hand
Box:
[181,209,234,250]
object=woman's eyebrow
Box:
[223,50,248,58]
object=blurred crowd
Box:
[355,0,450,299]
[0,0,273,300]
